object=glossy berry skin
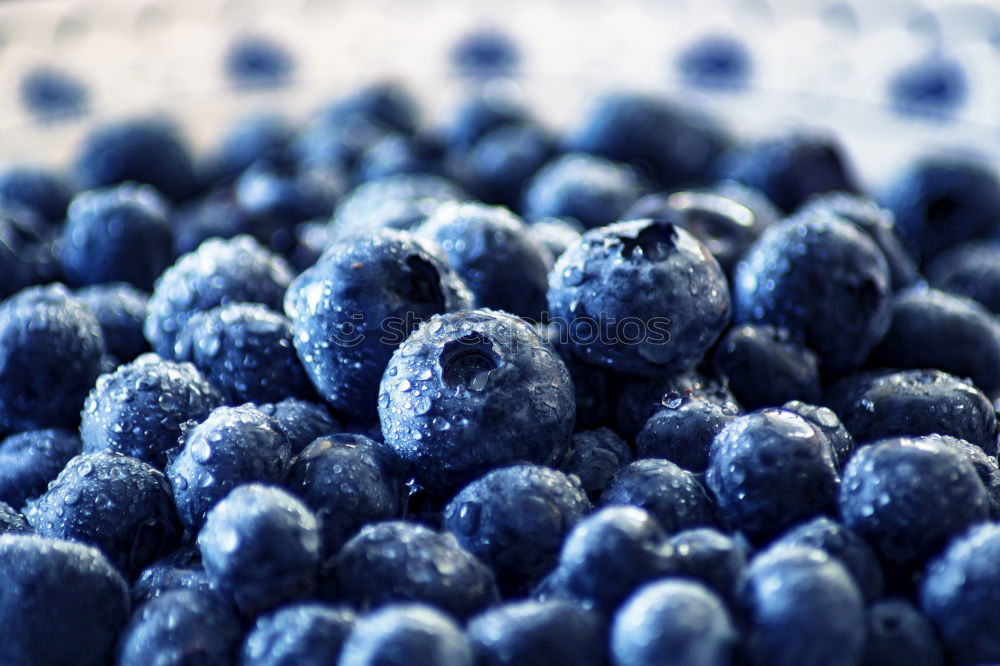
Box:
[611,579,736,666]
[459,122,553,209]
[145,235,293,359]
[734,210,892,374]
[0,204,60,299]
[558,427,633,498]
[636,394,739,473]
[0,500,28,534]
[937,435,1000,518]
[616,370,739,442]
[443,464,590,592]
[548,219,731,376]
[669,528,747,602]
[926,240,1000,314]
[798,192,919,291]
[523,153,643,229]
[716,130,857,212]
[782,400,855,470]
[379,309,575,493]
[257,398,340,455]
[0,534,129,666]
[319,82,418,136]
[210,112,293,183]
[0,428,80,508]
[130,545,215,606]
[286,230,472,421]
[467,599,606,666]
[166,404,293,533]
[880,155,1000,260]
[864,599,944,666]
[117,589,243,666]
[0,284,106,431]
[601,459,716,533]
[332,520,498,619]
[198,484,321,615]
[25,451,181,575]
[739,546,865,666]
[234,160,343,231]
[826,369,997,455]
[81,353,223,469]
[241,602,356,666]
[920,522,1000,664]
[542,324,613,431]
[416,202,552,320]
[175,303,313,405]
[839,436,990,568]
[339,603,474,666]
[706,408,839,543]
[330,174,467,239]
[713,323,821,410]
[567,93,729,188]
[74,117,198,202]
[76,282,149,363]
[444,92,527,154]
[771,516,884,602]
[537,506,677,614]
[869,287,1000,395]
[0,166,73,224]
[60,183,173,290]
[285,434,402,556]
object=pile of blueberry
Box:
[0,81,998,666]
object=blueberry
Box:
[81,353,223,468]
[0,165,73,224]
[865,598,944,666]
[772,516,884,602]
[171,188,257,256]
[523,153,643,229]
[0,204,60,298]
[117,589,243,666]
[739,546,865,666]
[444,92,528,154]
[416,202,552,320]
[285,230,472,421]
[166,404,292,533]
[355,132,441,183]
[734,209,892,374]
[669,527,748,601]
[611,579,737,666]
[539,323,613,430]
[24,451,181,575]
[0,284,105,431]
[339,603,474,666]
[0,500,28,534]
[60,183,172,290]
[926,240,1000,313]
[567,93,729,188]
[331,520,498,619]
[712,323,821,409]
[528,217,583,260]
[286,434,402,557]
[888,54,967,118]
[76,282,149,363]
[234,159,344,230]
[798,192,920,290]
[241,602,356,666]
[0,534,129,666]
[636,394,738,473]
[826,369,997,455]
[224,34,295,89]
[450,28,520,79]
[318,82,419,136]
[536,506,676,614]
[601,459,715,533]
[935,435,1000,518]
[257,398,340,455]
[617,370,739,442]
[781,400,855,470]
[558,427,634,498]
[920,522,1000,664]
[0,428,80,508]
[130,545,215,605]
[717,129,857,213]
[443,464,590,592]
[869,287,1000,395]
[198,484,320,615]
[74,117,198,202]
[548,219,730,376]
[706,408,839,543]
[880,154,1000,260]
[839,435,990,568]
[18,65,89,121]
[379,309,575,493]
[293,113,390,175]
[209,112,294,183]
[459,122,554,208]
[145,235,294,358]
[677,33,753,90]
[330,174,468,239]
[467,599,606,666]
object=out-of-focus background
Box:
[0,0,997,186]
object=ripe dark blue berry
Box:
[926,240,1000,314]
[558,427,633,498]
[76,282,150,364]
[600,458,716,533]
[669,527,748,601]
[864,598,944,666]
[241,602,356,666]
[330,174,467,239]
[0,500,28,534]
[130,545,215,605]
[339,603,474,666]
[636,393,739,473]
[257,397,340,455]
[0,165,73,224]
[523,153,643,229]
[781,400,855,469]
[0,428,80,508]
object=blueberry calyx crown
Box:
[617,221,681,261]
[440,332,502,391]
